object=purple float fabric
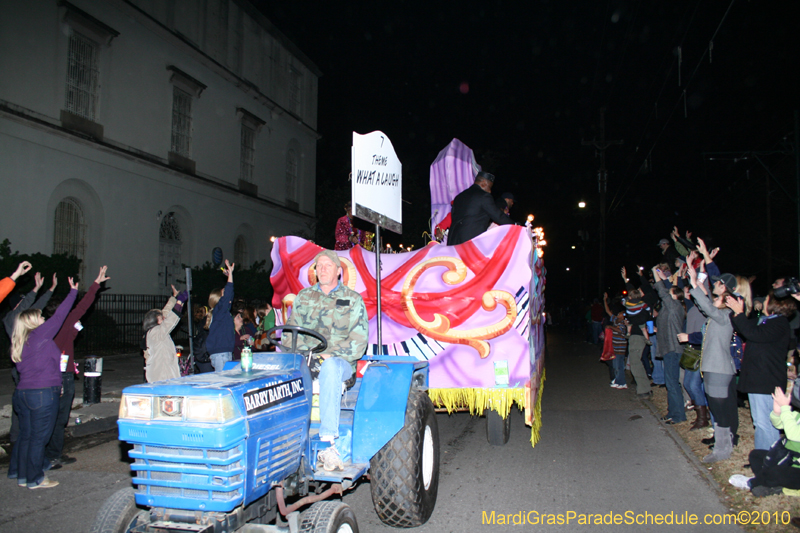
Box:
[429,138,481,231]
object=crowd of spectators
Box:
[0,258,280,491]
[595,227,800,497]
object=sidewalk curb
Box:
[638,393,730,501]
[68,416,119,438]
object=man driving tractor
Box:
[283,250,368,471]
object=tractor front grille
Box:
[130,443,245,505]
[254,426,305,487]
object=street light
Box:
[578,201,586,208]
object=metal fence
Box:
[77,293,190,355]
[0,292,269,363]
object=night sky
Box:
[255,1,799,305]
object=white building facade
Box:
[0,0,320,294]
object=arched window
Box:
[159,213,182,295]
[53,198,87,280]
[234,235,248,268]
[285,149,298,205]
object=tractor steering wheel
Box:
[266,325,328,355]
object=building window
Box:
[289,67,301,115]
[158,213,182,295]
[171,86,193,157]
[234,235,248,267]
[53,198,87,282]
[285,149,298,204]
[65,32,100,121]
[240,125,255,183]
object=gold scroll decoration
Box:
[401,256,517,358]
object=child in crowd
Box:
[603,292,629,389]
[729,387,800,497]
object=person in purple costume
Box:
[9,276,79,490]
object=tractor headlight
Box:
[119,395,152,420]
[185,396,237,423]
[119,394,237,422]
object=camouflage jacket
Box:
[284,282,368,370]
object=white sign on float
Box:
[351,131,402,233]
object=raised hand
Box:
[774,387,791,409]
[696,237,708,255]
[709,247,720,259]
[68,277,79,290]
[10,261,32,281]
[223,259,235,281]
[171,284,178,297]
[50,273,58,292]
[620,266,627,282]
[725,295,744,315]
[687,260,698,288]
[33,272,44,292]
[95,266,110,284]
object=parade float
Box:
[270,138,546,446]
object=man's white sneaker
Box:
[317,445,344,471]
[729,474,752,490]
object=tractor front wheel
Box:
[299,501,359,533]
[370,389,440,527]
[90,488,148,533]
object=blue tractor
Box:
[91,326,440,533]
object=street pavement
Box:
[0,330,744,532]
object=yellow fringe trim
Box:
[428,369,546,448]
[529,368,546,448]
[428,387,525,417]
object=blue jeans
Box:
[318,356,353,440]
[612,350,626,386]
[591,321,603,345]
[210,352,232,372]
[663,352,686,422]
[683,368,707,406]
[651,335,665,385]
[45,372,74,461]
[749,393,780,450]
[10,386,60,487]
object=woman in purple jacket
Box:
[9,277,78,490]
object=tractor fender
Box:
[351,361,417,463]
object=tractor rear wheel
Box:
[299,501,359,533]
[370,389,439,527]
[90,488,148,533]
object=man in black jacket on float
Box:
[447,171,515,246]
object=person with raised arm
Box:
[206,260,236,371]
[9,275,79,490]
[44,266,110,469]
[687,259,737,464]
[142,284,189,383]
[0,261,32,304]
